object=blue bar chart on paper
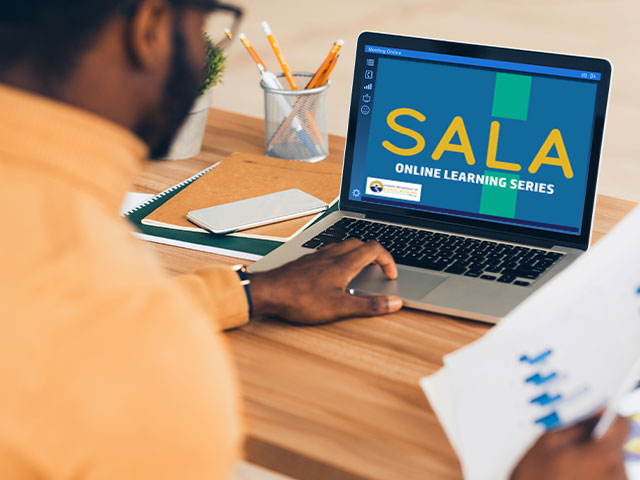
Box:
[520,349,553,365]
[531,393,563,406]
[535,411,561,429]
[526,372,558,385]
[519,348,590,431]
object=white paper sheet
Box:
[420,369,461,452]
[422,205,640,480]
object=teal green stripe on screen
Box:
[479,171,519,219]
[491,73,532,121]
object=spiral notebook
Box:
[124,153,340,260]
[140,152,341,242]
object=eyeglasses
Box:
[201,2,243,48]
[119,0,244,48]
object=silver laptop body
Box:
[250,32,612,324]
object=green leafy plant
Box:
[199,32,226,97]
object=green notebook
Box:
[124,164,339,261]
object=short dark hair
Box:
[0,1,219,84]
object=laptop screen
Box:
[346,42,602,237]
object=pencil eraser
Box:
[337,39,345,46]
[261,21,272,35]
[238,33,247,40]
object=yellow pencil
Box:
[238,33,267,70]
[261,21,299,90]
[301,54,340,141]
[316,53,340,86]
[224,28,233,40]
[306,39,344,89]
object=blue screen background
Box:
[349,55,598,235]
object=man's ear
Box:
[125,0,173,71]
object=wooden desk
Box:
[132,109,637,480]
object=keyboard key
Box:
[445,263,467,275]
[438,253,455,263]
[497,274,516,284]
[465,270,482,278]
[485,268,504,275]
[396,255,448,272]
[481,275,497,281]
[315,234,340,244]
[536,261,554,270]
[418,260,449,272]
[514,281,531,287]
[302,239,322,249]
[468,261,487,271]
[513,269,541,280]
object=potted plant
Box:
[164,32,226,160]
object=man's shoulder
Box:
[0,158,159,281]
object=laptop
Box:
[250,31,612,323]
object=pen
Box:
[593,407,618,440]
[261,21,299,90]
[306,39,344,89]
[593,357,640,438]
[238,33,267,70]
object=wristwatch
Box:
[232,264,253,319]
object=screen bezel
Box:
[340,31,612,250]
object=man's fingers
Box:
[339,241,398,280]
[582,418,629,480]
[336,293,403,318]
[543,412,615,447]
[599,416,631,447]
[535,416,629,454]
[536,422,590,449]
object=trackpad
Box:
[347,264,446,301]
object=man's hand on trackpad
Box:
[248,239,403,325]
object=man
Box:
[0,0,629,478]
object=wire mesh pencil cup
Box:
[261,73,329,163]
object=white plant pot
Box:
[163,89,213,160]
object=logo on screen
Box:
[369,181,384,193]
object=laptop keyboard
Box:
[302,218,565,286]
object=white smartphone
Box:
[186,189,328,234]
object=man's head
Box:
[0,0,220,157]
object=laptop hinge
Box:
[343,210,366,219]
